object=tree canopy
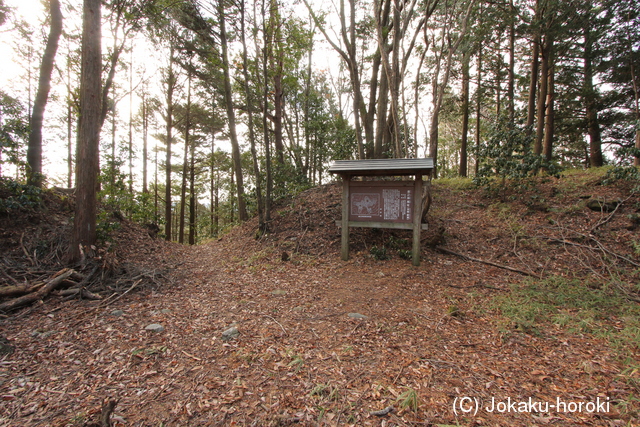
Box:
[0,0,638,244]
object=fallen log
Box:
[58,287,102,300]
[0,269,77,312]
[0,282,45,298]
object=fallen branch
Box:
[540,236,640,268]
[102,279,142,306]
[589,193,635,233]
[294,226,309,254]
[100,399,118,427]
[263,314,288,336]
[443,283,500,290]
[181,350,202,361]
[435,247,542,278]
[370,406,394,416]
[0,282,45,298]
[0,265,20,286]
[0,269,77,312]
[20,232,36,267]
[58,287,102,300]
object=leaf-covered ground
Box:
[0,170,639,426]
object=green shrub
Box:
[370,245,390,260]
[0,178,42,213]
[474,116,562,190]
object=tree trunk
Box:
[70,0,101,262]
[631,62,640,166]
[154,136,158,221]
[164,47,176,241]
[427,0,474,178]
[110,110,116,188]
[366,50,382,158]
[214,171,219,234]
[142,93,149,193]
[460,50,471,177]
[261,0,272,225]
[218,0,248,221]
[27,0,63,187]
[413,46,427,158]
[584,21,603,167]
[507,0,515,125]
[535,37,550,156]
[543,38,555,162]
[635,130,640,167]
[303,20,313,180]
[303,0,368,159]
[67,52,74,188]
[495,38,502,117]
[475,45,482,175]
[375,69,389,158]
[526,33,540,136]
[178,72,192,244]
[241,0,264,230]
[208,135,220,238]
[127,46,133,193]
[188,122,196,245]
[98,8,130,132]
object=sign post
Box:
[341,175,350,261]
[329,159,434,266]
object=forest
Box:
[0,0,640,424]
[0,0,638,251]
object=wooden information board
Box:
[328,158,434,266]
[349,182,413,223]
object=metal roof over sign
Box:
[328,158,434,176]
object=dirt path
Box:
[0,177,638,426]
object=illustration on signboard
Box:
[351,193,380,218]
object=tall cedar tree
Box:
[27,0,62,187]
[217,0,248,221]
[70,0,101,262]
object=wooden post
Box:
[412,173,423,266]
[341,174,350,261]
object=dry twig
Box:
[589,192,635,233]
[263,314,288,336]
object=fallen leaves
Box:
[0,179,638,426]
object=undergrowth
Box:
[0,177,43,213]
[495,276,640,393]
[496,277,639,349]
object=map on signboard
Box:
[350,185,413,222]
[351,193,380,218]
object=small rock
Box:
[222,326,239,341]
[271,289,287,296]
[110,310,124,317]
[348,313,367,320]
[160,309,171,314]
[145,324,164,333]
